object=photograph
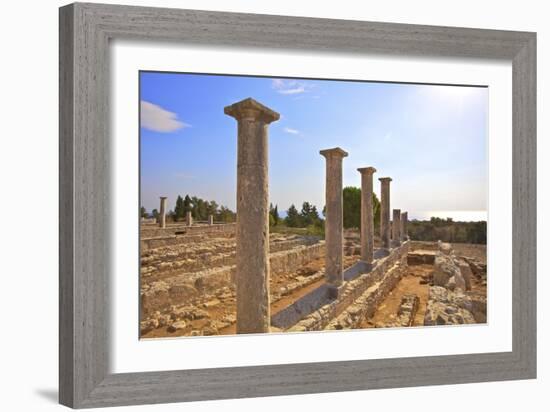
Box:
[2,0,542,410]
[138,72,488,338]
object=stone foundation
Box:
[407,250,436,265]
[395,294,419,327]
[285,241,410,332]
[424,286,481,325]
[140,232,234,251]
[141,236,321,278]
[324,258,407,330]
[141,222,236,240]
[141,241,325,317]
[375,294,419,328]
[424,242,487,326]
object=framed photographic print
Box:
[59,2,536,408]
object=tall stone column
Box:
[186,211,193,227]
[357,167,376,263]
[401,211,408,241]
[379,177,392,249]
[208,214,214,226]
[225,98,280,334]
[320,147,348,291]
[392,209,402,247]
[158,196,167,228]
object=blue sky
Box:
[140,72,487,219]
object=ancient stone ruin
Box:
[140,97,487,338]
[423,241,487,325]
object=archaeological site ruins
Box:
[140,97,487,338]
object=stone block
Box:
[433,253,462,288]
[457,259,473,291]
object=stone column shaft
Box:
[225,98,280,334]
[208,215,214,225]
[401,211,408,241]
[186,211,193,227]
[357,167,376,263]
[320,147,348,289]
[158,196,167,229]
[379,178,392,249]
[392,209,402,247]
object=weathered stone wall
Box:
[374,294,419,328]
[287,242,410,332]
[407,250,436,265]
[270,236,321,253]
[141,222,236,240]
[141,236,322,279]
[462,256,487,286]
[424,286,486,325]
[141,241,325,317]
[395,294,419,327]
[324,258,407,330]
[141,232,234,251]
[142,233,317,253]
[270,243,324,275]
[433,250,465,290]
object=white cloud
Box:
[284,127,300,135]
[272,79,285,89]
[271,79,312,95]
[140,100,189,133]
[279,86,306,95]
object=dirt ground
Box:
[452,243,487,263]
[361,264,433,328]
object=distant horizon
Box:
[141,198,487,224]
[140,72,487,219]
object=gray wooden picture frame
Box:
[59,2,536,408]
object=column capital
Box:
[224,97,280,124]
[159,196,167,200]
[357,166,377,175]
[379,177,392,183]
[320,147,349,159]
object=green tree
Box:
[408,219,486,244]
[372,192,381,230]
[162,193,236,224]
[174,195,185,221]
[269,203,279,226]
[343,186,361,228]
[310,205,320,223]
[140,206,147,218]
[299,201,321,227]
[340,187,381,230]
[195,197,208,220]
[191,196,199,219]
[183,195,192,214]
[151,208,159,220]
[285,204,300,227]
[273,204,279,225]
[300,201,314,226]
[218,205,236,223]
